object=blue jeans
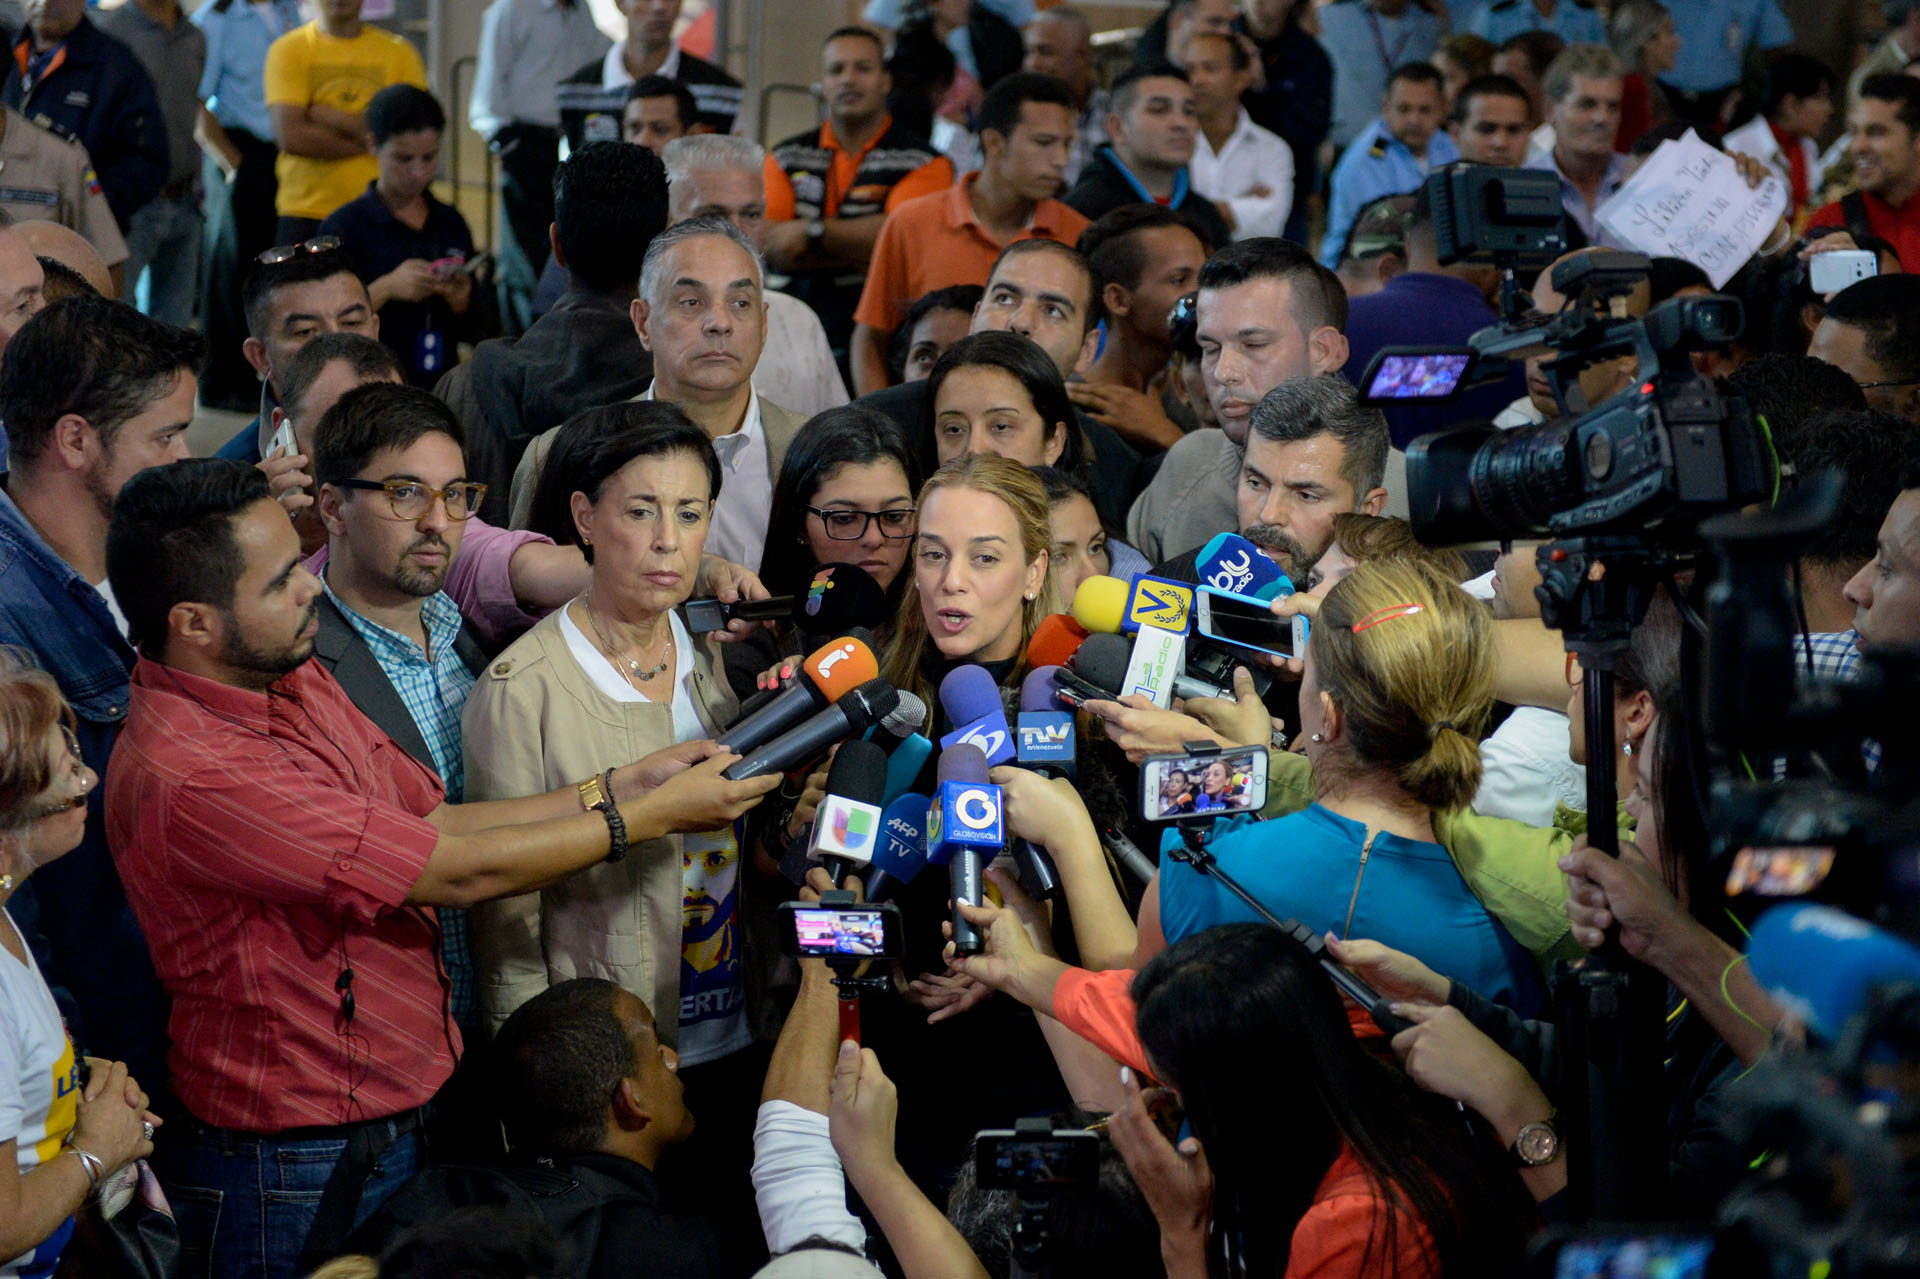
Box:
[155,1116,421,1279]
[125,193,204,328]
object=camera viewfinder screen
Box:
[991,1138,1091,1186]
[1366,352,1471,400]
[1553,1233,1713,1279]
[1146,747,1264,819]
[791,908,889,957]
[1723,847,1836,898]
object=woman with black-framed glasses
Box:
[727,405,924,699]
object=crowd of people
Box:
[0,0,1915,1276]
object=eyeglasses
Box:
[30,726,91,820]
[336,478,488,521]
[804,505,916,540]
[255,236,343,265]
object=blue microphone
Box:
[936,664,1015,766]
[928,743,1004,956]
[1010,667,1072,899]
[1195,532,1288,601]
[1748,903,1920,1042]
[865,793,931,902]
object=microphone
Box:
[928,744,1004,956]
[1099,821,1160,887]
[1067,632,1130,698]
[1747,903,1920,1042]
[1071,573,1196,636]
[807,739,889,889]
[866,793,931,902]
[1122,623,1186,709]
[1028,613,1090,668]
[936,664,1015,766]
[685,562,888,634]
[716,635,878,756]
[1195,532,1287,600]
[1009,668,1072,898]
[722,678,899,780]
[872,690,934,801]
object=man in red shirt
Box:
[1806,74,1920,270]
[101,459,775,1279]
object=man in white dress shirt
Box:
[661,135,850,417]
[1182,31,1293,241]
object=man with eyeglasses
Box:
[1808,273,1920,423]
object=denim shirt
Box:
[0,487,168,1090]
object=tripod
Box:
[1534,535,1672,1222]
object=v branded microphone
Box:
[1072,574,1197,636]
[1008,668,1072,899]
[808,739,889,888]
[1195,532,1287,601]
[936,664,1015,766]
[722,679,899,780]
[1747,903,1920,1042]
[928,744,1004,955]
[866,793,931,902]
[685,562,888,635]
[717,636,877,756]
[1028,613,1090,669]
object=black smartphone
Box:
[1358,346,1476,402]
[777,901,904,959]
[973,1130,1100,1190]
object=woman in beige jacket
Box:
[463,405,763,1066]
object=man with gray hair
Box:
[511,216,806,571]
[1526,44,1628,245]
[663,135,848,416]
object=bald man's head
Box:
[16,220,111,299]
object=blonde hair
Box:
[1329,512,1468,581]
[306,1258,380,1279]
[0,647,73,838]
[880,454,1061,710]
[1311,559,1494,812]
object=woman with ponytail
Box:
[1134,558,1550,1015]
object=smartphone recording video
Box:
[973,1130,1100,1191]
[1359,347,1474,402]
[1139,746,1269,822]
[778,902,904,958]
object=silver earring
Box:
[1310,732,1325,744]
[1622,742,1634,757]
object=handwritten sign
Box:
[1596,129,1787,288]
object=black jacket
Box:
[1064,146,1234,251]
[309,592,489,776]
[344,1153,724,1279]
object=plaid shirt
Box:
[1796,629,1861,684]
[323,577,479,1028]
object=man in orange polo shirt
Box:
[1807,74,1920,270]
[848,71,1089,394]
[764,27,951,367]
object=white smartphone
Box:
[1195,586,1309,660]
[265,417,296,460]
[1809,249,1876,296]
[1139,745,1270,822]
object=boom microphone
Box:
[716,635,878,756]
[808,739,889,889]
[722,678,899,780]
[936,664,1014,765]
[928,744,1004,956]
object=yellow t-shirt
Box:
[263,23,426,222]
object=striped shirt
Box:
[106,657,453,1133]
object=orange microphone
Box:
[1027,614,1090,669]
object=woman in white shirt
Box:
[0,650,157,1274]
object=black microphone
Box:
[716,635,878,757]
[1007,667,1068,899]
[806,739,889,889]
[722,679,900,781]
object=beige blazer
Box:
[461,605,741,1041]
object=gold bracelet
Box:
[578,773,608,812]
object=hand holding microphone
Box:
[927,743,1005,957]
[719,634,880,757]
[807,739,889,889]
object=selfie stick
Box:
[1166,817,1410,1037]
[818,889,890,1045]
[1008,1117,1063,1279]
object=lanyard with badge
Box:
[1363,5,1413,74]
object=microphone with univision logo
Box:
[807,739,888,889]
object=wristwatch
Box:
[804,217,826,244]
[1511,1117,1561,1167]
